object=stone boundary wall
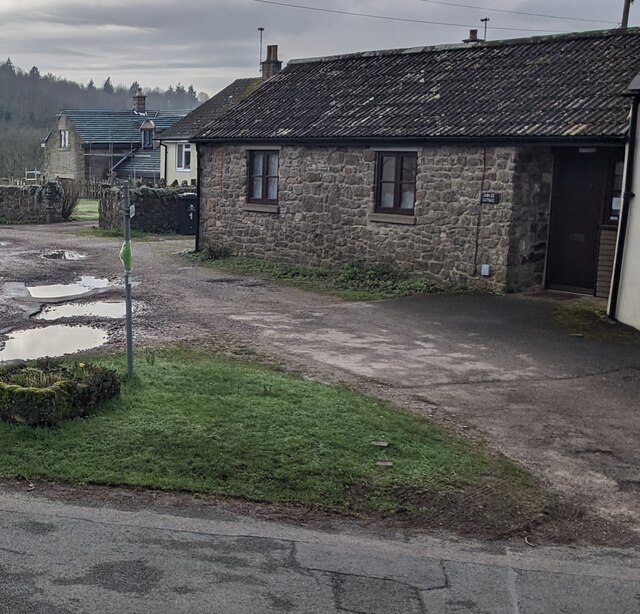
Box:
[99,186,195,234]
[199,144,554,293]
[0,182,65,224]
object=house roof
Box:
[160,78,262,141]
[62,109,189,146]
[112,148,161,179]
[196,29,640,143]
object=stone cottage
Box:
[43,91,187,185]
[193,29,640,296]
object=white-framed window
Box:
[176,143,191,171]
[59,130,69,148]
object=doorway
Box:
[546,149,613,293]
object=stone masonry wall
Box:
[0,182,65,224]
[199,143,553,292]
[43,117,84,182]
[99,186,195,234]
[508,147,554,291]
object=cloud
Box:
[0,0,633,96]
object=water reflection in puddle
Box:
[27,276,110,299]
[41,250,87,261]
[0,325,108,362]
[35,301,125,321]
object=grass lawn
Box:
[77,227,184,242]
[73,199,99,222]
[188,253,446,301]
[0,349,552,534]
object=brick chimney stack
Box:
[133,88,146,113]
[463,29,481,43]
[261,45,282,80]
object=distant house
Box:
[43,90,188,185]
[159,78,263,186]
[193,29,640,298]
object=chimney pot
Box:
[262,44,283,80]
[463,29,480,44]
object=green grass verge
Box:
[72,199,99,222]
[554,303,640,343]
[76,227,184,242]
[188,252,445,300]
[0,349,551,531]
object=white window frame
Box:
[176,143,192,172]
[59,130,69,148]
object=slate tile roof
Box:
[160,78,262,141]
[63,109,189,145]
[196,29,640,142]
[112,148,161,179]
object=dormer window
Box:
[142,129,154,149]
[139,119,155,150]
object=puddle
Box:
[35,301,126,321]
[0,325,108,363]
[41,250,87,261]
[27,276,110,299]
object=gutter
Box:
[190,134,626,145]
[160,142,168,184]
[195,142,201,252]
[609,95,639,319]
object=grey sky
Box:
[0,0,635,96]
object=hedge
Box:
[0,361,120,426]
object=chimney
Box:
[261,45,282,80]
[133,88,146,113]
[463,29,481,44]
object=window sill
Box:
[368,212,416,225]
[243,203,279,214]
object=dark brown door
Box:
[547,150,609,293]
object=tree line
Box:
[0,58,207,177]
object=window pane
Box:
[267,177,278,200]
[176,145,183,169]
[380,183,395,208]
[613,161,624,192]
[610,196,622,222]
[267,153,279,176]
[401,184,415,210]
[401,156,417,182]
[184,148,191,170]
[252,177,263,199]
[252,153,264,177]
[381,156,395,182]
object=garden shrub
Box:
[0,360,120,426]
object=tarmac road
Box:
[1,487,639,614]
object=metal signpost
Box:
[119,182,134,378]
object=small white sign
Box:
[129,204,136,219]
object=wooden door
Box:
[547,150,609,293]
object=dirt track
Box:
[1,221,640,545]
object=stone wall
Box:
[0,182,65,224]
[199,143,554,292]
[43,118,84,181]
[99,186,196,234]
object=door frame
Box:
[544,146,623,294]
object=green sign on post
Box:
[119,240,132,274]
